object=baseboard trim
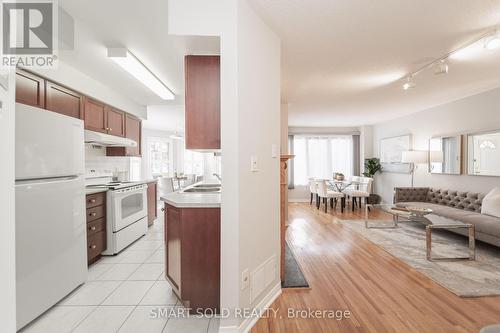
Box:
[219,282,282,333]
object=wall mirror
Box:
[429,135,462,174]
[468,130,500,176]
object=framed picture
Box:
[380,134,412,173]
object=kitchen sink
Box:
[183,187,221,193]
[193,184,221,188]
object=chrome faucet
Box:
[213,173,222,182]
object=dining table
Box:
[327,179,361,211]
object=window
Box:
[147,137,172,177]
[293,135,353,185]
[184,150,205,175]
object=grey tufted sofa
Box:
[394,187,500,247]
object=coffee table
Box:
[364,204,420,228]
[364,204,476,261]
[423,214,475,261]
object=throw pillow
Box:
[482,187,500,218]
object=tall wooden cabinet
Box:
[184,55,220,150]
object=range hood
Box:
[84,130,137,147]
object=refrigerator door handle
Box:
[15,175,81,186]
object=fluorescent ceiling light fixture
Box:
[108,48,174,100]
[403,77,415,90]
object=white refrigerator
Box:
[15,103,87,330]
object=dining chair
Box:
[308,178,318,206]
[183,174,196,187]
[316,180,345,213]
[343,177,373,211]
[157,177,175,196]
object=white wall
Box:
[31,61,147,119]
[169,1,281,331]
[237,0,281,315]
[0,69,16,333]
[372,86,500,203]
[280,103,288,154]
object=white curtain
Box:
[293,135,353,185]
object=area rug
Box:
[282,242,309,288]
[340,220,500,297]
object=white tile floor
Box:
[20,220,220,333]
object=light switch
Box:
[251,156,258,172]
[271,144,278,158]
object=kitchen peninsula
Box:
[160,181,221,313]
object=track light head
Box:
[485,35,500,50]
[403,77,415,90]
[434,60,449,75]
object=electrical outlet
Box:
[241,269,250,290]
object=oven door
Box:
[111,186,147,231]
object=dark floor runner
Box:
[282,242,310,288]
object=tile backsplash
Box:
[85,144,141,180]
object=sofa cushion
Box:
[427,188,484,213]
[398,201,500,237]
[482,187,500,218]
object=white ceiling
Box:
[248,0,500,127]
[58,0,219,108]
[143,105,184,132]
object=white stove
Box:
[86,171,148,255]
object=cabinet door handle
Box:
[90,226,96,231]
[89,245,96,249]
[89,212,96,217]
[109,128,112,131]
[89,199,96,203]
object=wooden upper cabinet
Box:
[107,114,142,157]
[105,107,125,137]
[185,55,220,150]
[16,69,45,108]
[125,115,141,156]
[84,98,107,133]
[46,82,84,119]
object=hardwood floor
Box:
[251,202,500,333]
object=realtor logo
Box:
[1,0,58,68]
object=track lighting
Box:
[403,77,415,90]
[401,26,500,90]
[433,60,448,75]
[485,33,500,50]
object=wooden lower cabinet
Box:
[147,181,157,226]
[164,203,220,313]
[86,192,107,265]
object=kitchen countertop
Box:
[160,181,221,208]
[85,187,108,195]
[85,179,157,195]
